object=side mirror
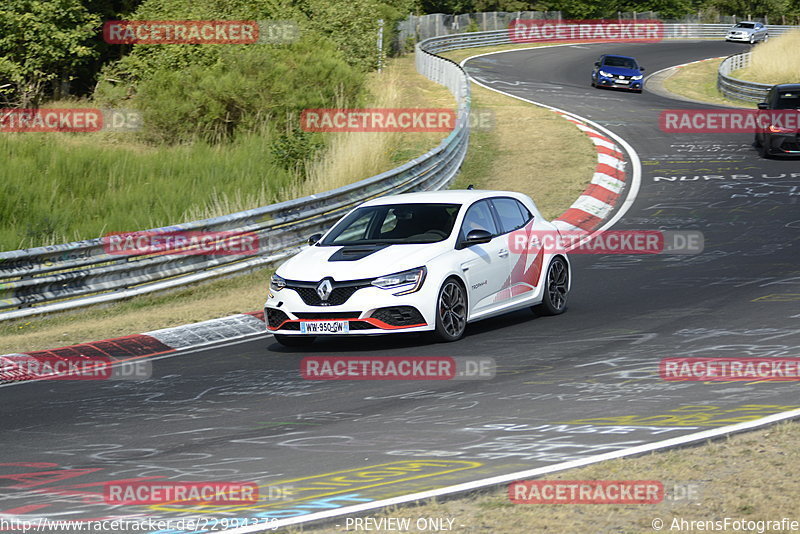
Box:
[461,229,492,248]
[308,233,322,246]
[594,61,600,67]
[639,66,646,72]
[757,102,769,110]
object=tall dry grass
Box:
[733,30,800,84]
[287,67,405,199]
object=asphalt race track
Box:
[2,41,799,532]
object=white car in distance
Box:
[265,190,571,346]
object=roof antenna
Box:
[467,184,474,190]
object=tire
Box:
[754,133,762,147]
[763,33,769,42]
[749,35,755,44]
[432,278,467,342]
[533,257,569,316]
[274,334,316,347]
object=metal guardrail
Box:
[717,51,773,102]
[0,38,470,321]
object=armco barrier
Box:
[4,22,798,320]
[717,51,773,102]
[0,40,470,321]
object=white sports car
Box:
[264,189,571,346]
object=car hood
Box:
[601,66,641,76]
[276,242,449,282]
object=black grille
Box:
[371,306,426,327]
[349,321,378,330]
[266,308,290,328]
[294,312,361,319]
[285,278,373,306]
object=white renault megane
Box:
[265,189,571,346]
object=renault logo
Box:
[316,279,333,301]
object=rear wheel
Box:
[274,334,316,347]
[433,278,467,342]
[533,257,569,316]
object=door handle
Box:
[498,249,509,258]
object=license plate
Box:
[616,79,629,84]
[300,321,350,334]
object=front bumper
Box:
[265,283,435,336]
[765,133,800,155]
[596,75,642,91]
[726,33,752,41]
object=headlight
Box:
[632,75,643,80]
[371,266,427,295]
[270,274,286,291]
[769,125,792,133]
[599,70,611,77]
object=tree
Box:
[0,0,100,106]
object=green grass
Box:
[0,131,297,250]
[661,58,756,109]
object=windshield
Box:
[735,23,755,28]
[603,56,638,69]
[775,92,800,110]
[321,203,460,246]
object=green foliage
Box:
[133,37,363,144]
[0,0,100,106]
[270,127,324,173]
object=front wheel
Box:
[274,334,316,347]
[749,35,755,44]
[763,33,769,42]
[433,278,467,342]
[533,257,569,316]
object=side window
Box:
[460,200,497,238]
[491,198,529,234]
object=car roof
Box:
[774,83,800,91]
[361,189,529,206]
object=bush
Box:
[133,36,363,145]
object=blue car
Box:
[591,55,645,93]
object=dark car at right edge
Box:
[755,83,800,158]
